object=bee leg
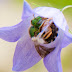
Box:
[39,18,53,32]
[39,23,44,32]
[39,19,49,32]
[42,17,48,20]
[47,18,53,21]
[43,31,50,38]
[42,27,52,38]
[45,31,52,39]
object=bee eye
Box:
[29,26,40,37]
[31,16,42,28]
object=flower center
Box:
[29,16,59,58]
[29,16,59,44]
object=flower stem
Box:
[61,5,72,12]
[61,5,72,34]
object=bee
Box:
[29,16,59,43]
[29,16,48,37]
[29,16,59,58]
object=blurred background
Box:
[0,0,72,72]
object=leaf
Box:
[27,0,72,9]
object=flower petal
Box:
[61,31,72,48]
[33,7,68,31]
[43,44,62,72]
[22,0,33,20]
[12,33,41,71]
[0,19,30,42]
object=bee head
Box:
[31,16,42,28]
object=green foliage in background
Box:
[12,0,23,4]
[26,0,72,9]
[63,7,72,32]
[13,0,72,9]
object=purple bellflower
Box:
[0,0,72,72]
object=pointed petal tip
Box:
[12,67,20,71]
[12,66,17,71]
[0,20,28,42]
[22,0,33,20]
[12,67,15,71]
[12,65,25,71]
[24,0,27,3]
[12,65,30,71]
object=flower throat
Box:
[29,16,59,44]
